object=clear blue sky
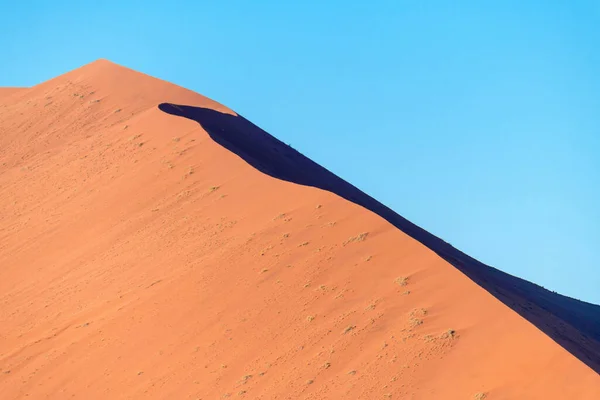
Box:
[2,1,598,304]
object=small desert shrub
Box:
[441,329,456,339]
[395,276,408,286]
[409,308,427,327]
[343,232,369,246]
[410,308,427,317]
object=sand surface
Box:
[0,60,598,399]
[0,88,24,100]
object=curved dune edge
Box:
[0,60,598,399]
[156,103,600,375]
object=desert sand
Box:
[0,88,23,100]
[0,59,598,399]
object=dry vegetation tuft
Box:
[343,325,356,334]
[441,329,457,339]
[409,308,427,328]
[343,232,369,246]
[395,276,409,286]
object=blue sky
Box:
[1,1,598,304]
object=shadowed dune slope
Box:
[0,60,598,399]
[157,104,600,375]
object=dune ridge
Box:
[0,60,598,399]
[157,103,600,375]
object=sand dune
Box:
[0,88,24,100]
[0,60,598,399]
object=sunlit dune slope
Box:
[0,88,25,100]
[0,60,598,399]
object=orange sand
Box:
[0,88,24,100]
[0,60,598,399]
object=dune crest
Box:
[0,60,598,399]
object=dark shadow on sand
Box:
[159,103,600,374]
